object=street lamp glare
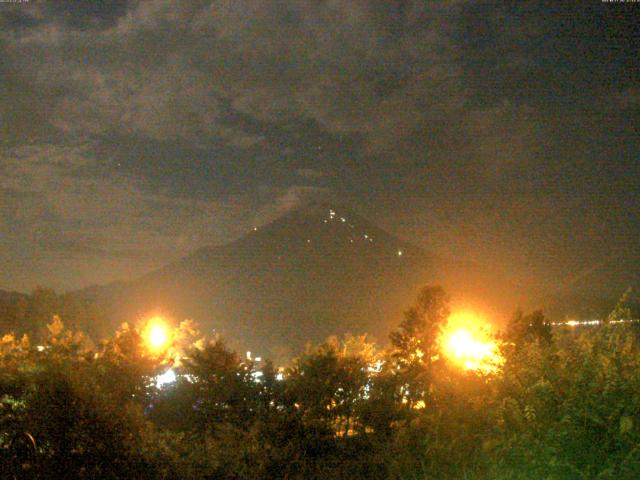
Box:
[145,317,170,351]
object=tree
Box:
[181,339,257,431]
[389,285,450,408]
[0,318,164,479]
[287,338,370,436]
[504,309,552,347]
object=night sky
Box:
[1,1,639,300]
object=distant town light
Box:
[368,360,384,373]
[549,318,637,327]
[155,368,176,388]
[413,400,426,410]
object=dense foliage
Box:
[1,286,639,479]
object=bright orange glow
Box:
[144,317,170,351]
[413,400,426,410]
[440,311,502,373]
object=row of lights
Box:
[551,319,637,327]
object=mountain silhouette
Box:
[80,204,441,357]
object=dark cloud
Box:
[0,0,134,32]
[0,0,638,298]
[43,0,132,31]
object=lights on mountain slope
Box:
[316,208,402,256]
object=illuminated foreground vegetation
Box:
[1,286,640,479]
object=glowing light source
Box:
[440,311,502,373]
[144,317,170,351]
[149,325,168,348]
[155,368,176,388]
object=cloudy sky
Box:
[1,0,638,295]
